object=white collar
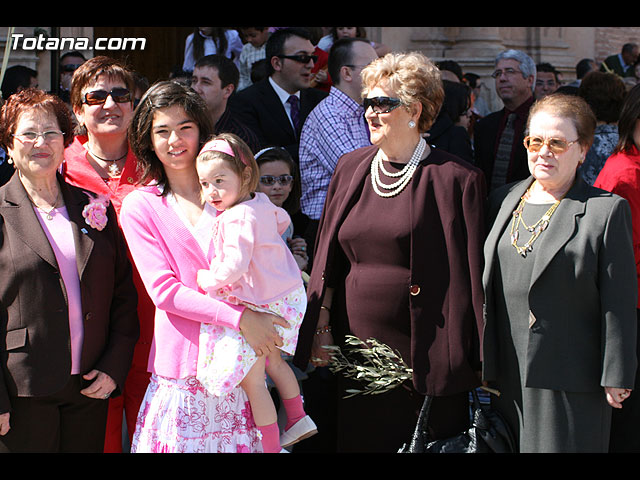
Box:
[269,76,299,105]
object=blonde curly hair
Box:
[360,51,444,132]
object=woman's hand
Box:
[605,387,632,409]
[310,304,334,367]
[0,412,10,436]
[239,308,289,357]
[310,327,334,367]
[81,370,117,400]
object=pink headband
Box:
[199,139,248,165]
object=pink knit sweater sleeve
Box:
[120,190,244,330]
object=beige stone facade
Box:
[2,26,639,112]
[375,27,640,111]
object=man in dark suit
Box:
[228,27,328,162]
[474,49,536,192]
[600,43,639,78]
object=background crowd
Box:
[0,27,639,454]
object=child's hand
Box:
[287,237,309,271]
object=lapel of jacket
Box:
[59,176,95,280]
[483,178,532,290]
[262,79,296,139]
[528,177,587,289]
[0,173,59,269]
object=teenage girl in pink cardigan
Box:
[120,81,288,453]
[195,133,317,453]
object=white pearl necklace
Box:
[370,138,426,198]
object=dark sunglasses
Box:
[363,96,403,114]
[61,63,83,73]
[83,87,132,106]
[259,174,294,186]
[277,54,318,64]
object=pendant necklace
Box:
[31,192,62,221]
[370,138,426,198]
[87,148,127,176]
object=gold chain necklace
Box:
[509,181,563,258]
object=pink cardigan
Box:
[120,186,245,379]
[199,192,303,305]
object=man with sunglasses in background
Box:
[474,49,536,192]
[229,27,327,162]
[58,51,86,105]
[298,37,377,264]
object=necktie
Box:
[491,112,517,190]
[287,94,300,132]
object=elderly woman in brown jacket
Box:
[0,89,138,452]
[293,52,486,452]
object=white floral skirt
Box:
[131,374,263,453]
[196,285,307,396]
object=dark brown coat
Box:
[293,145,487,396]
[0,174,139,413]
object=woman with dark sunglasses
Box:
[292,52,487,452]
[483,93,637,452]
[60,56,155,453]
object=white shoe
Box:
[280,416,318,447]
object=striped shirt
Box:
[299,86,371,220]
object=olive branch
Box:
[323,335,413,398]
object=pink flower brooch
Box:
[82,193,110,231]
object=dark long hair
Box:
[192,28,230,62]
[128,80,213,196]
[614,83,640,154]
[254,146,301,216]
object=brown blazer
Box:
[293,145,487,396]
[0,173,139,414]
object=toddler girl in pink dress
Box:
[195,133,316,453]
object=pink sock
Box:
[282,395,306,431]
[258,422,281,453]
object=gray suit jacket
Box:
[482,176,638,392]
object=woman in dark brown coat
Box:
[293,52,486,452]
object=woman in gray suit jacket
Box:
[0,89,139,452]
[483,93,638,452]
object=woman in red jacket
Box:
[594,83,640,453]
[61,56,154,453]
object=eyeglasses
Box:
[82,87,131,106]
[12,130,65,144]
[277,54,318,64]
[491,68,523,79]
[259,174,294,186]
[363,96,403,114]
[523,136,578,155]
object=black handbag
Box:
[399,389,516,453]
